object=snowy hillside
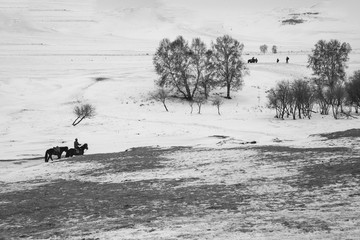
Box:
[1,1,360,239]
[1,0,360,53]
[0,0,360,161]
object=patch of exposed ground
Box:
[281,18,305,25]
[281,11,320,25]
[1,140,360,239]
[314,128,360,140]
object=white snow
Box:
[1,0,360,170]
[1,0,360,238]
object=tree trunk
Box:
[197,104,202,114]
[331,104,338,119]
[203,83,208,99]
[292,106,296,120]
[162,101,169,112]
[73,116,86,126]
[183,77,193,101]
[72,116,81,126]
[226,82,231,99]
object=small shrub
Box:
[212,96,224,115]
[193,94,207,114]
[346,71,360,113]
[189,100,194,114]
[281,18,305,25]
[72,103,96,126]
[151,88,170,112]
[272,45,277,54]
[260,44,268,54]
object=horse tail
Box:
[45,150,49,162]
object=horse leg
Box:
[45,151,48,162]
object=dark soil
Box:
[1,142,360,239]
[313,128,360,140]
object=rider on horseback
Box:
[74,138,81,154]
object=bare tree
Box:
[72,103,96,126]
[260,44,268,54]
[193,94,206,114]
[189,38,209,99]
[154,36,213,101]
[189,100,194,114]
[153,37,193,100]
[346,70,360,113]
[199,50,217,99]
[212,35,248,99]
[272,45,277,54]
[308,40,351,89]
[266,81,292,119]
[308,39,351,118]
[212,96,224,115]
[151,88,170,112]
[290,79,315,119]
[331,83,347,119]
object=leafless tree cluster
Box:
[153,35,248,101]
[268,39,358,120]
[267,79,315,119]
[346,70,360,114]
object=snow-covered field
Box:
[1,0,360,239]
[1,50,360,162]
[1,0,360,161]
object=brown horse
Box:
[65,143,88,157]
[45,146,68,162]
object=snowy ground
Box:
[1,52,360,162]
[1,0,360,239]
[1,0,360,161]
[1,143,360,239]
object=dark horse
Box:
[248,57,258,63]
[45,146,69,162]
[65,143,88,157]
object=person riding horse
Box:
[74,138,81,154]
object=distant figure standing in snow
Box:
[286,56,289,63]
[277,58,279,63]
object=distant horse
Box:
[65,143,88,157]
[45,146,68,162]
[248,57,258,63]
